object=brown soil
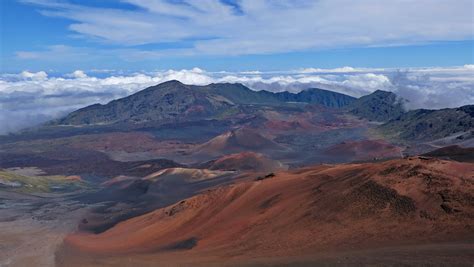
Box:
[325,139,403,161]
[206,152,286,172]
[57,157,474,266]
[194,127,284,157]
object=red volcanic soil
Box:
[263,118,315,131]
[206,152,286,172]
[260,107,363,134]
[58,157,474,266]
[325,139,403,161]
[194,127,284,157]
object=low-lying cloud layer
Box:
[1,65,473,134]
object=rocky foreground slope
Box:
[57,157,474,266]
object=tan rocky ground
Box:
[0,192,89,267]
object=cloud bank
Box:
[1,65,473,135]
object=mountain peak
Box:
[161,80,184,85]
[371,90,397,97]
[304,87,333,92]
[141,80,187,93]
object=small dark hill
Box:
[75,167,237,234]
[423,145,474,162]
[0,148,182,183]
[349,90,405,121]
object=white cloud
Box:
[341,73,392,93]
[239,71,262,75]
[20,71,48,80]
[66,70,88,78]
[19,0,474,56]
[463,64,474,70]
[0,65,473,134]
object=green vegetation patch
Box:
[0,169,88,194]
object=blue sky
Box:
[1,0,473,73]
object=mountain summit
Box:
[57,80,233,125]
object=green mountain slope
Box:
[349,90,405,121]
[379,105,474,141]
[53,81,356,126]
[56,81,236,125]
[274,88,356,108]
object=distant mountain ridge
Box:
[54,80,356,126]
[379,105,474,141]
[343,90,473,142]
[48,81,474,145]
[273,88,356,107]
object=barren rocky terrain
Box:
[0,81,472,266]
